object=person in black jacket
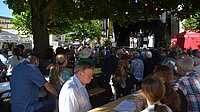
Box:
[143,51,155,78]
[101,47,119,89]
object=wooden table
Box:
[0,82,11,94]
[88,87,106,97]
[89,91,143,112]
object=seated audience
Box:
[49,54,73,90]
[176,55,200,112]
[78,47,93,64]
[59,61,95,112]
[101,48,119,89]
[138,76,172,112]
[39,48,54,76]
[192,56,200,74]
[161,50,178,75]
[109,59,134,99]
[0,48,8,65]
[16,44,25,57]
[10,53,58,112]
[143,51,155,78]
[131,51,144,90]
[6,48,23,76]
[153,65,185,112]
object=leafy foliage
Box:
[12,10,32,35]
[3,0,200,54]
[3,0,29,14]
[5,0,200,32]
[182,12,200,31]
[71,20,102,41]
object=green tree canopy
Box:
[71,20,102,40]
[4,0,200,56]
[182,11,200,31]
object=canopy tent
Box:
[0,29,32,43]
[172,31,200,50]
[0,29,19,43]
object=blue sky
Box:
[0,0,13,18]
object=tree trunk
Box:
[29,0,59,58]
[32,15,49,58]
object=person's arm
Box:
[109,75,117,99]
[44,82,58,97]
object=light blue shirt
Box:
[59,75,92,112]
[10,60,47,112]
[131,58,144,81]
[0,54,7,65]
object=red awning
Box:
[172,32,200,38]
[171,31,200,50]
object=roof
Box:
[0,16,13,20]
[172,32,200,38]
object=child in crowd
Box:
[138,76,172,112]
[153,65,183,112]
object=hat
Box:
[79,48,91,58]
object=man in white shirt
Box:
[59,61,95,112]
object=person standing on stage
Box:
[137,29,144,48]
[129,32,134,48]
[148,30,155,48]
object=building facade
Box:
[0,16,14,29]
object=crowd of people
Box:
[0,43,200,112]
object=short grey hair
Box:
[74,61,95,74]
[145,51,152,58]
[193,56,200,66]
[27,53,39,63]
[176,55,194,73]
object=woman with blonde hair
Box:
[109,59,134,99]
[140,76,172,112]
[49,54,73,90]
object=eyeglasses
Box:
[81,71,93,77]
